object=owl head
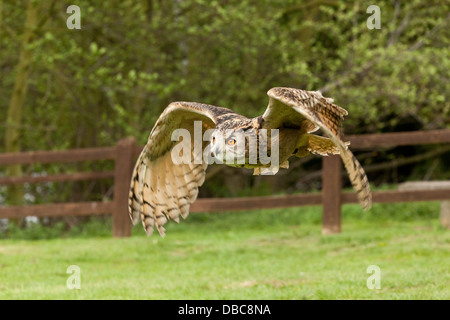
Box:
[209,128,253,166]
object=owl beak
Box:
[211,144,221,159]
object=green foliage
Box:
[2,0,448,151]
[1,1,449,202]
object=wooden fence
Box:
[0,129,449,237]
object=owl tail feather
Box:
[297,134,372,211]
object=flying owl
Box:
[129,87,372,237]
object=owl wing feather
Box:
[128,101,238,237]
[263,87,372,210]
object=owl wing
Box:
[262,87,372,210]
[129,101,237,237]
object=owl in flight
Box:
[129,87,372,237]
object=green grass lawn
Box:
[0,202,449,299]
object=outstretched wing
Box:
[129,101,237,237]
[262,87,372,210]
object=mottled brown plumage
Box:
[129,87,372,237]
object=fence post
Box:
[112,137,136,237]
[322,155,342,234]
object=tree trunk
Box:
[4,0,38,206]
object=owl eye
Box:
[227,138,236,146]
[212,137,216,144]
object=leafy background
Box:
[1,0,449,206]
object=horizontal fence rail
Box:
[346,129,450,149]
[0,146,117,166]
[0,202,114,219]
[0,129,449,236]
[0,171,115,186]
[191,189,450,211]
